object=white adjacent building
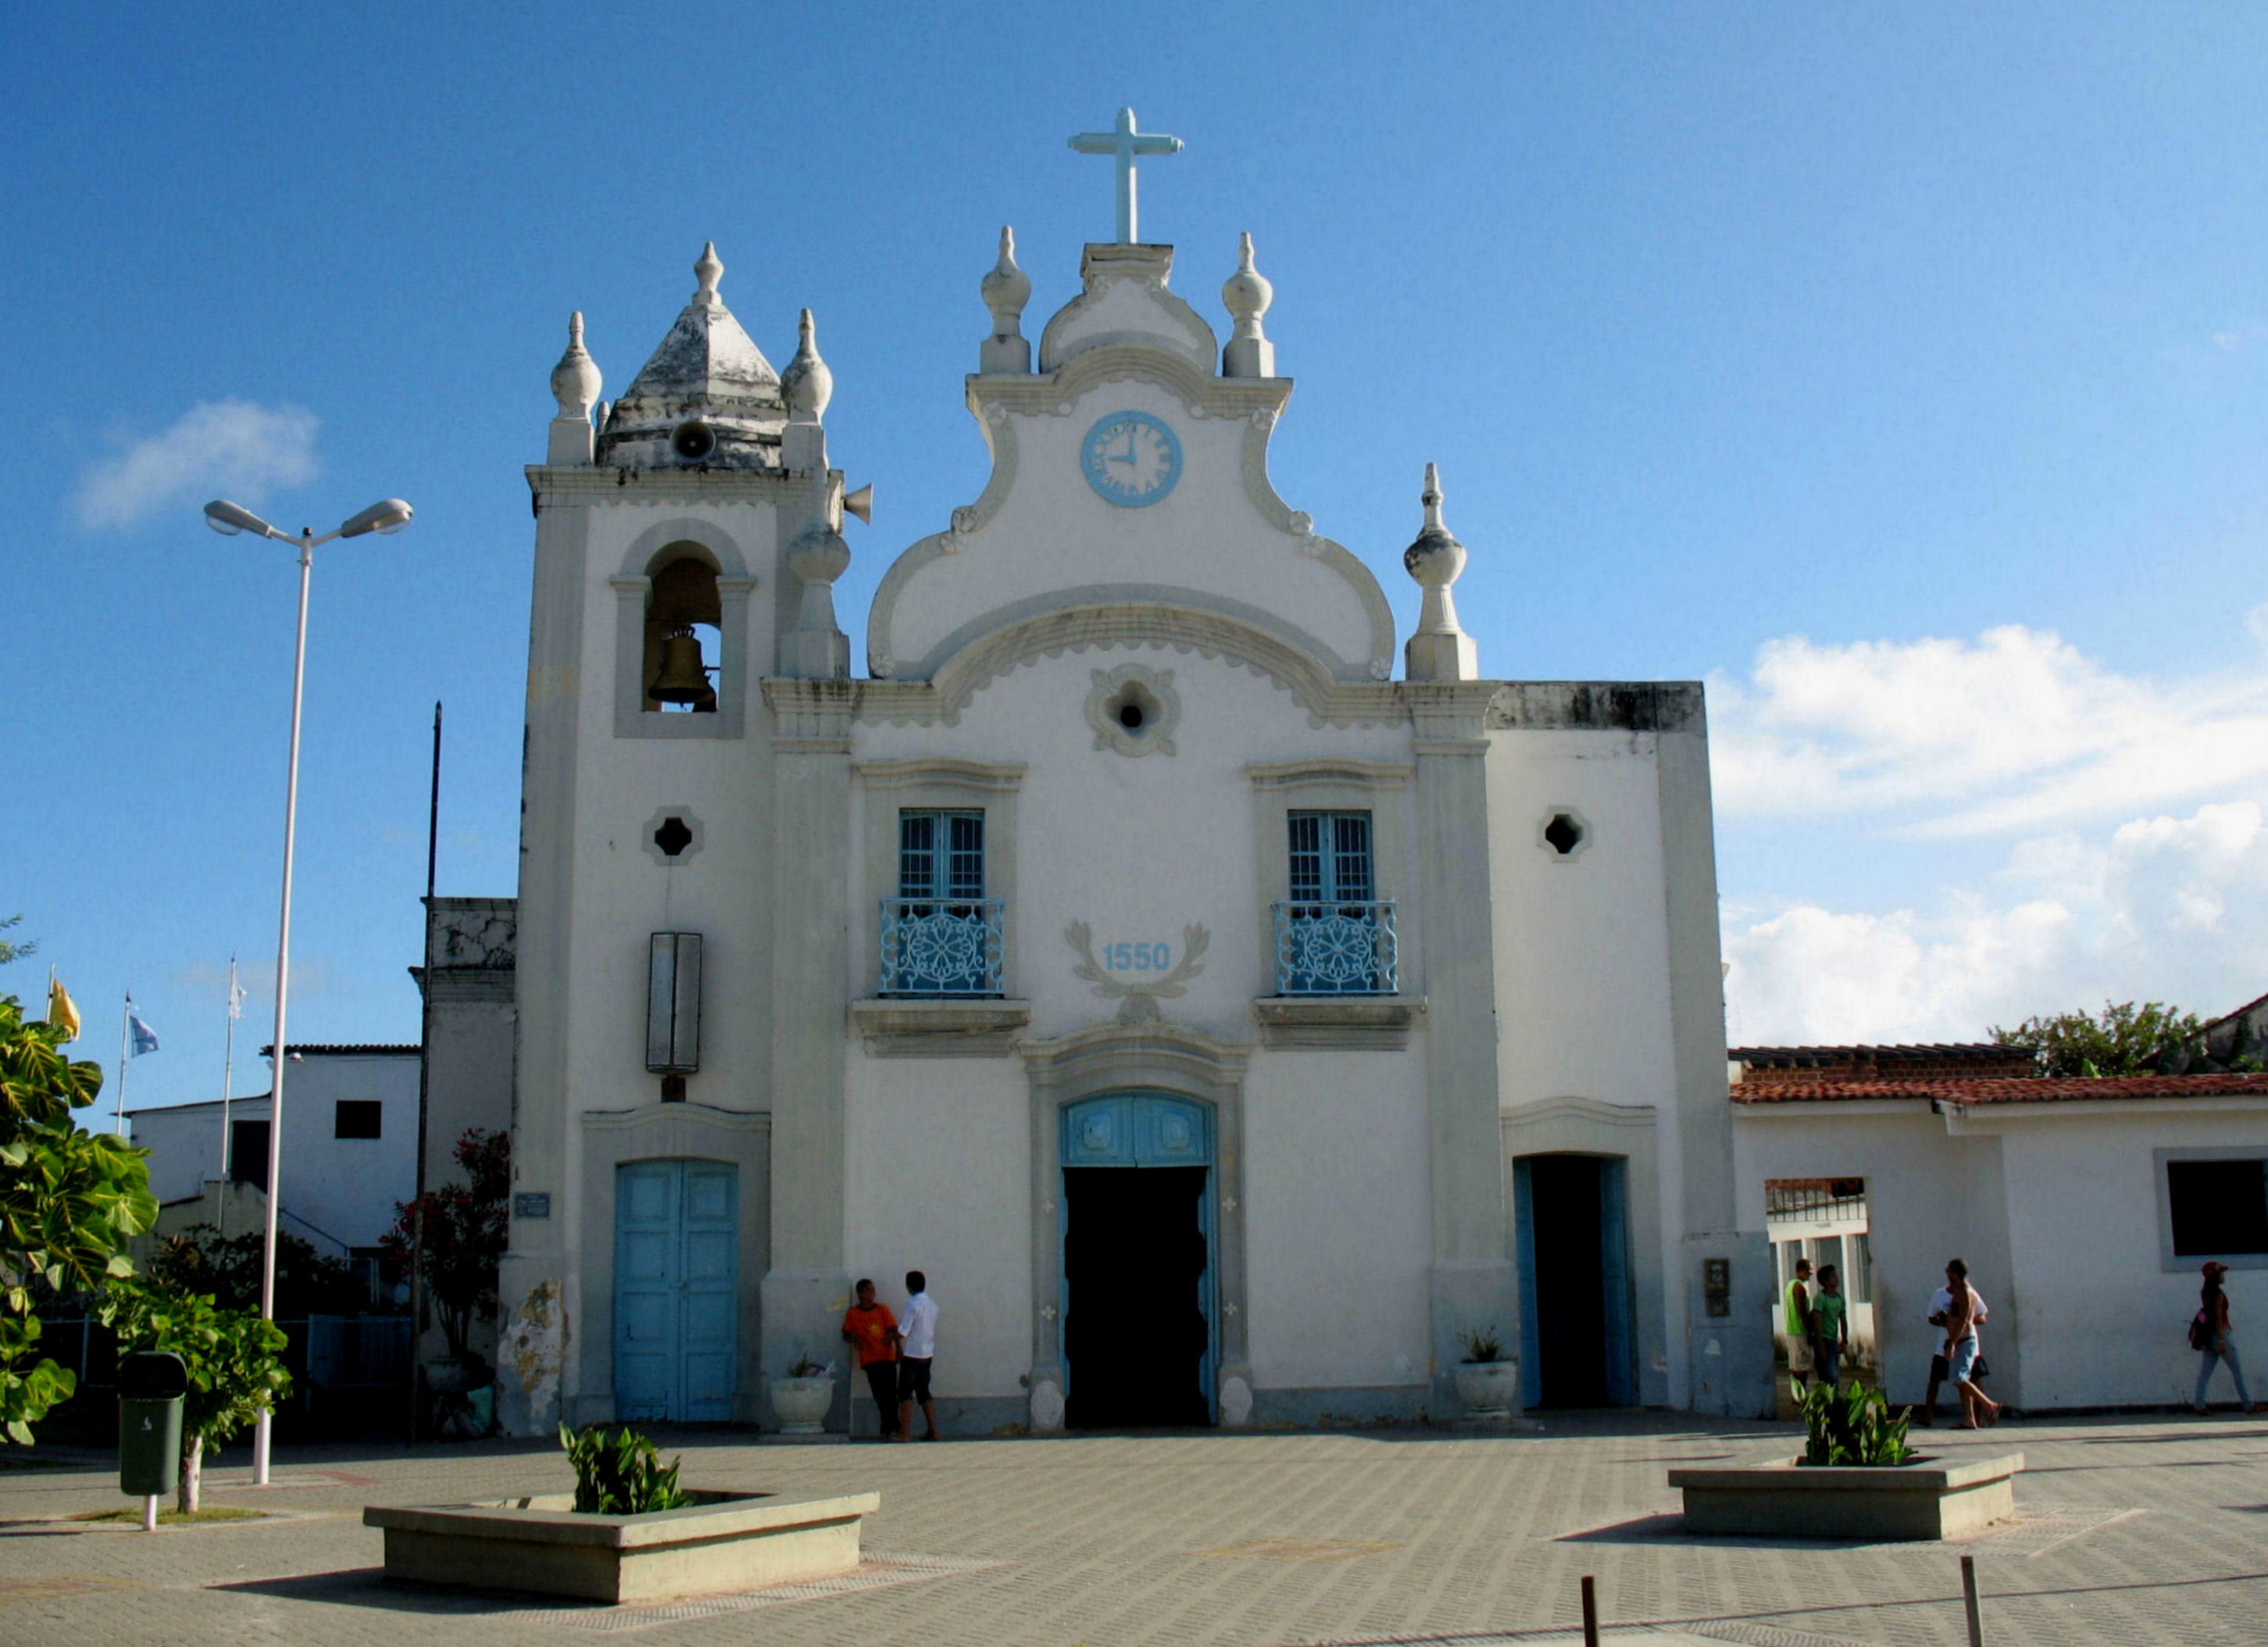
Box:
[124,1045,420,1282]
[490,215,1768,1435]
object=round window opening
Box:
[1104,681,1160,738]
[1544,813,1585,856]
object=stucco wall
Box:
[1976,1106,2268,1409]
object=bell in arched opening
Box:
[649,624,717,711]
[641,550,724,713]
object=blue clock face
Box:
[1081,412,1182,507]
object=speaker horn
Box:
[841,483,873,524]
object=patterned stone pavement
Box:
[1,1410,2263,1646]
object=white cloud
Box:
[1711,619,2268,835]
[1725,800,2268,1045]
[74,400,320,531]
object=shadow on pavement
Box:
[210,1568,561,1614]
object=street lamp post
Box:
[205,495,412,1485]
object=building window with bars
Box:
[880,809,1004,996]
[1275,810,1396,995]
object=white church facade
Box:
[491,170,1771,1434]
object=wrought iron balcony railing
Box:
[879,898,1005,997]
[1272,900,1398,996]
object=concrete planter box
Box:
[1669,1452,2023,1541]
[365,1488,880,1604]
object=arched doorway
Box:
[614,1159,738,1421]
[1059,1093,1216,1427]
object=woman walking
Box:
[2193,1261,2264,1417]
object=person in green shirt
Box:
[1783,1257,1816,1389]
[1813,1264,1850,1389]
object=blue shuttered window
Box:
[881,809,1003,996]
[1277,811,1395,994]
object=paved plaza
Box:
[2,1411,2263,1646]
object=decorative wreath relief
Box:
[1065,920,1209,1024]
[1084,663,1180,757]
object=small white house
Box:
[125,1045,421,1269]
[1734,1060,2268,1411]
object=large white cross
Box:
[1068,106,1184,245]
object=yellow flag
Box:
[47,977,82,1042]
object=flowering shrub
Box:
[380,1128,509,1363]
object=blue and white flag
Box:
[127,1002,159,1056]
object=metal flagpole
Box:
[116,993,132,1134]
[218,957,239,1236]
[252,528,316,1487]
[409,701,441,1444]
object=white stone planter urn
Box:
[769,1375,835,1436]
[1454,1359,1521,1418]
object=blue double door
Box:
[615,1159,738,1422]
[1060,1093,1217,1427]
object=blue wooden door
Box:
[1599,1157,1636,1406]
[1513,1157,1542,1410]
[615,1160,738,1422]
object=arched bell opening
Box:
[642,548,722,713]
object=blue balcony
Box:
[1273,900,1398,995]
[879,898,1005,997]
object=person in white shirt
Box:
[895,1270,941,1442]
[1920,1274,1989,1425]
[1938,1257,2001,1427]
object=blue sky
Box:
[6,4,2266,1109]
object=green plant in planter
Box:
[1457,1325,1505,1364]
[558,1423,690,1514]
[1795,1381,1914,1467]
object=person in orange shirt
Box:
[841,1278,900,1440]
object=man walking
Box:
[1941,1257,2001,1427]
[897,1270,941,1442]
[1783,1257,1817,1392]
[1920,1267,1992,1425]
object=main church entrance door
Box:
[1059,1093,1216,1427]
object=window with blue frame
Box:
[1277,810,1396,994]
[882,809,1002,996]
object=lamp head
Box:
[339,498,414,538]
[204,499,274,538]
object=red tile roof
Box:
[1733,1072,2268,1106]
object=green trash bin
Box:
[119,1352,188,1499]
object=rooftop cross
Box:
[1068,106,1184,245]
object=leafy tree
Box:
[0,916,30,966]
[100,1279,289,1512]
[380,1128,509,1367]
[0,993,155,1442]
[1991,1000,2207,1077]
[148,1224,370,1318]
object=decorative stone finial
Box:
[550,312,602,420]
[694,241,724,306]
[980,227,1034,375]
[546,312,602,464]
[1402,463,1478,681]
[781,308,833,424]
[1221,233,1276,378]
[782,520,853,679]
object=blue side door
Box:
[615,1159,738,1422]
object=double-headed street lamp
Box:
[205,495,412,1484]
